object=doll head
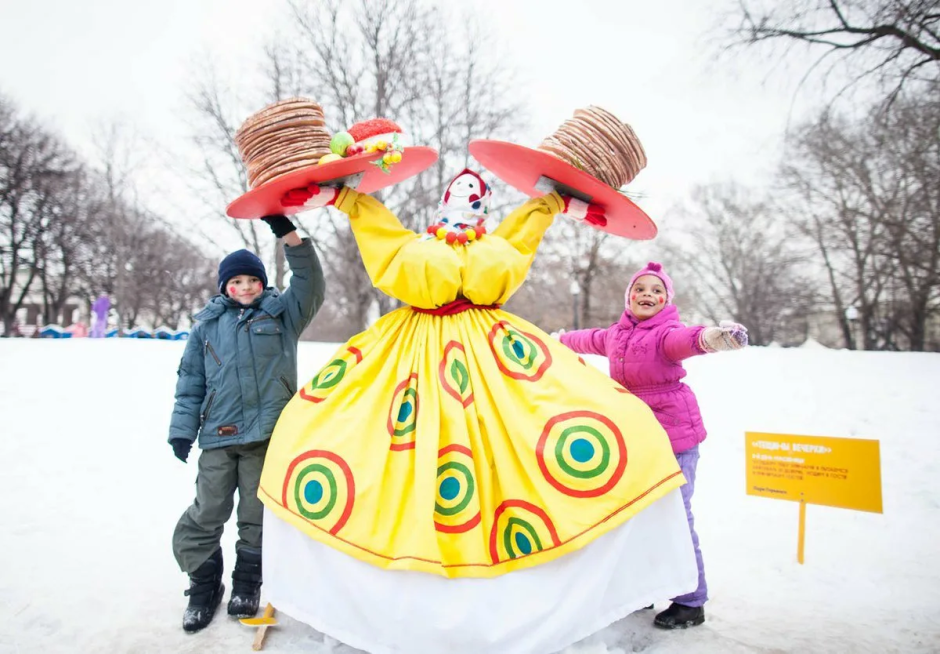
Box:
[426,169,492,244]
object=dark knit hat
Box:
[218,249,267,295]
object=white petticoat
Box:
[262,488,697,654]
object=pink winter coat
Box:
[559,304,707,454]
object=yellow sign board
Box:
[745,432,882,514]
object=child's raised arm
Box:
[259,214,326,337]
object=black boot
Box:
[182,549,225,633]
[653,602,705,629]
[227,548,262,618]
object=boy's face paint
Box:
[629,274,668,320]
[226,274,264,306]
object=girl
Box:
[559,261,748,629]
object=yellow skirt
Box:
[259,306,684,578]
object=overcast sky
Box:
[0,0,819,238]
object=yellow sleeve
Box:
[333,188,463,307]
[462,192,564,305]
[492,191,563,261]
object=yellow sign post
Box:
[745,432,882,564]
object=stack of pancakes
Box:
[537,106,647,189]
[235,98,332,189]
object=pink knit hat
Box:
[626,261,675,306]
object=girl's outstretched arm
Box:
[662,320,748,361]
[559,327,609,356]
[661,325,708,362]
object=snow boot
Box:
[653,602,705,629]
[227,548,262,618]
[182,548,225,633]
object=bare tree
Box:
[781,94,940,350]
[0,93,77,333]
[667,183,815,346]
[521,218,638,332]
[34,167,104,326]
[729,0,940,106]
[184,62,267,254]
[182,0,526,337]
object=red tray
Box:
[227,146,438,219]
[468,140,656,240]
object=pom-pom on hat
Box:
[626,261,674,306]
[218,249,268,295]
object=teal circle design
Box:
[294,463,338,520]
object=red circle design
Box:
[536,410,628,498]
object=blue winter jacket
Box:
[168,238,325,450]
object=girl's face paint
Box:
[658,297,665,304]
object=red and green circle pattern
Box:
[434,444,480,533]
[440,341,473,407]
[387,373,419,451]
[489,499,561,563]
[300,346,363,404]
[487,320,552,382]
[536,410,627,498]
[281,450,355,535]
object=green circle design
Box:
[393,388,418,437]
[294,463,338,520]
[501,330,536,370]
[449,359,470,394]
[435,461,475,516]
[554,425,610,478]
[312,360,347,390]
[503,517,543,559]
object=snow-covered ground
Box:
[1,339,938,653]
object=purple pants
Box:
[672,445,708,607]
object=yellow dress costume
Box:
[261,187,686,571]
[258,183,699,653]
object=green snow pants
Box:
[172,440,269,573]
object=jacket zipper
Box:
[246,314,275,332]
[200,390,217,426]
[205,340,222,366]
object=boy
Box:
[168,213,325,632]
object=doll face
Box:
[444,173,485,210]
[629,274,667,320]
[226,275,264,306]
